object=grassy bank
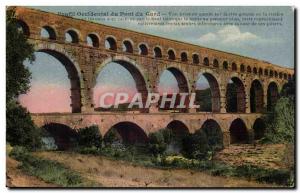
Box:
[9,146,100,187]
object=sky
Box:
[18,6,294,113]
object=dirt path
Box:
[35,151,276,188]
[6,157,57,188]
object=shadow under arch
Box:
[229,118,249,144]
[94,56,149,112]
[36,49,82,113]
[200,119,223,149]
[253,118,266,140]
[42,123,77,150]
[250,79,264,113]
[226,76,246,113]
[103,121,148,144]
[267,81,279,111]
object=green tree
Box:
[263,77,295,144]
[77,125,102,149]
[6,8,39,149]
[6,7,34,102]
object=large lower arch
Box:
[229,118,249,144]
[250,79,264,113]
[226,77,246,113]
[200,119,223,150]
[253,118,266,140]
[37,49,82,113]
[166,120,189,137]
[94,56,148,112]
[42,123,77,150]
[267,82,279,111]
[104,122,148,144]
[195,72,220,112]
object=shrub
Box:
[77,125,102,149]
[6,102,41,150]
[148,130,167,155]
[181,130,209,160]
[103,128,119,145]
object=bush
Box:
[148,130,168,155]
[6,102,41,150]
[103,128,119,145]
[181,130,209,160]
[77,125,102,149]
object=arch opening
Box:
[253,118,266,140]
[19,50,82,113]
[229,118,249,144]
[16,19,30,36]
[240,64,245,72]
[213,59,219,68]
[166,120,189,152]
[203,57,209,66]
[42,123,77,150]
[223,61,228,70]
[195,73,220,112]
[232,62,237,71]
[192,54,199,64]
[181,52,188,62]
[168,49,175,60]
[104,122,148,145]
[105,37,117,50]
[65,29,79,43]
[267,82,279,111]
[250,80,264,113]
[158,67,189,112]
[139,44,148,55]
[123,40,133,53]
[247,66,252,73]
[154,47,162,58]
[200,119,223,150]
[226,77,246,113]
[87,34,99,47]
[41,26,56,40]
[94,60,148,112]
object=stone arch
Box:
[269,70,274,77]
[232,62,237,71]
[138,43,148,55]
[203,57,209,66]
[154,46,162,58]
[253,118,266,140]
[226,77,246,113]
[94,56,149,110]
[36,47,83,113]
[264,69,269,76]
[247,66,252,73]
[65,28,80,43]
[279,72,283,79]
[104,121,148,144]
[105,36,117,50]
[259,68,263,76]
[42,123,77,150]
[181,52,188,62]
[200,119,223,149]
[250,79,264,113]
[267,81,279,111]
[284,73,287,80]
[86,33,100,48]
[213,59,219,68]
[195,72,220,112]
[274,71,278,78]
[162,67,189,93]
[229,118,249,144]
[122,39,134,53]
[253,67,257,74]
[192,53,200,64]
[240,64,245,72]
[166,120,190,137]
[223,61,228,70]
[16,19,30,36]
[41,25,56,40]
[168,49,176,60]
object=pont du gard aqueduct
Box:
[13,7,294,147]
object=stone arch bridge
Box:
[14,7,294,146]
